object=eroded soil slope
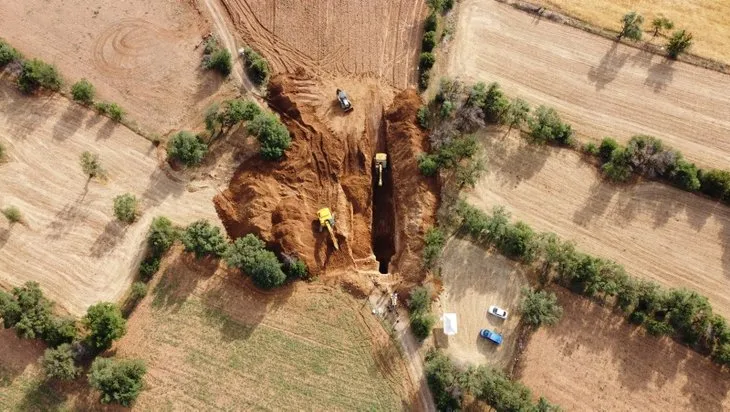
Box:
[221,0,425,88]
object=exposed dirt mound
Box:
[384,89,440,286]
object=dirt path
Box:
[468,129,730,319]
[447,0,730,169]
[0,83,223,315]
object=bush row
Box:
[425,349,560,411]
[453,201,730,366]
[418,0,453,90]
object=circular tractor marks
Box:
[92,19,177,79]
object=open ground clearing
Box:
[447,0,730,169]
[520,287,730,411]
[438,238,527,369]
[221,0,425,88]
[0,82,227,316]
[0,0,234,133]
[530,0,730,65]
[467,129,730,318]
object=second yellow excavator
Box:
[317,207,339,250]
[374,153,388,187]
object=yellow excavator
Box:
[317,207,339,250]
[374,153,388,187]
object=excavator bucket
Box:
[336,89,353,112]
[374,153,387,187]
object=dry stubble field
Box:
[447,0,730,169]
[0,0,230,133]
[520,287,730,412]
[468,129,730,319]
[531,0,730,64]
[0,82,223,316]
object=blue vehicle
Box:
[479,328,503,345]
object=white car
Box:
[488,305,508,319]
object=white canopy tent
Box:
[442,313,458,336]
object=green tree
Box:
[528,106,573,145]
[0,39,22,67]
[167,130,208,166]
[17,59,63,93]
[424,12,438,32]
[44,317,78,347]
[617,11,644,41]
[41,344,80,381]
[416,106,431,129]
[423,227,446,269]
[419,52,436,71]
[520,288,563,327]
[499,221,536,261]
[129,282,147,301]
[669,159,700,191]
[71,79,95,105]
[80,151,105,180]
[410,310,436,341]
[285,258,308,279]
[422,31,437,52]
[698,169,730,200]
[247,113,291,160]
[84,302,126,350]
[224,234,287,289]
[650,15,674,38]
[107,103,124,122]
[221,99,260,130]
[424,350,462,410]
[666,30,693,59]
[181,219,227,259]
[113,193,138,223]
[2,206,22,224]
[598,137,620,163]
[88,357,146,407]
[601,147,633,182]
[418,154,439,176]
[504,98,530,133]
[147,216,176,256]
[483,82,510,123]
[242,47,270,85]
[204,48,232,76]
[10,282,54,340]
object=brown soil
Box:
[220,0,426,89]
[519,286,730,412]
[214,75,437,288]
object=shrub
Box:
[17,59,62,93]
[88,357,146,407]
[205,48,232,76]
[0,142,4,160]
[419,52,436,72]
[0,39,22,67]
[2,206,22,224]
[416,106,430,129]
[80,151,105,179]
[419,70,431,90]
[601,147,633,182]
[181,220,227,259]
[243,47,270,85]
[130,282,147,301]
[424,350,462,410]
[598,137,620,163]
[698,169,730,201]
[224,234,287,289]
[41,344,80,381]
[670,160,700,191]
[422,31,437,52]
[418,154,439,176]
[483,82,509,124]
[247,113,291,160]
[528,105,573,145]
[71,79,95,104]
[285,258,308,279]
[167,130,208,166]
[84,302,126,350]
[106,103,124,122]
[0,290,22,329]
[6,282,54,340]
[43,317,78,348]
[504,97,530,132]
[424,12,438,32]
[624,135,677,178]
[583,142,599,156]
[113,193,138,223]
[520,288,563,327]
[645,319,674,336]
[410,310,436,341]
[499,221,536,261]
[138,256,160,281]
[147,216,176,257]
[462,365,534,412]
[423,227,446,268]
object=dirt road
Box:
[0,83,223,315]
[220,0,425,89]
[520,287,730,411]
[468,129,730,319]
[447,0,730,169]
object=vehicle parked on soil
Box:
[479,328,503,345]
[488,305,508,319]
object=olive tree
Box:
[666,30,693,59]
[167,131,208,166]
[71,79,95,105]
[88,357,146,407]
[617,11,644,41]
[41,343,80,381]
[650,15,674,38]
[80,151,105,180]
[181,219,227,259]
[520,287,563,327]
[113,193,138,223]
[84,302,126,350]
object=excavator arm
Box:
[325,221,339,250]
[377,164,383,187]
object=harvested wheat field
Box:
[221,0,426,88]
[447,0,730,169]
[531,0,730,64]
[0,0,232,133]
[0,82,224,316]
[467,129,730,318]
[113,246,417,411]
[519,287,730,412]
[438,238,527,368]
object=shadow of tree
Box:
[588,42,630,91]
[89,220,127,258]
[52,104,87,141]
[645,59,676,93]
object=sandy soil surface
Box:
[113,246,420,410]
[220,0,426,88]
[438,238,527,369]
[0,82,225,316]
[447,0,730,169]
[467,128,730,319]
[531,0,730,65]
[519,287,730,412]
[0,0,233,133]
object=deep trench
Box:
[372,124,396,274]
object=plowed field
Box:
[467,129,730,318]
[447,0,730,169]
[221,0,425,88]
